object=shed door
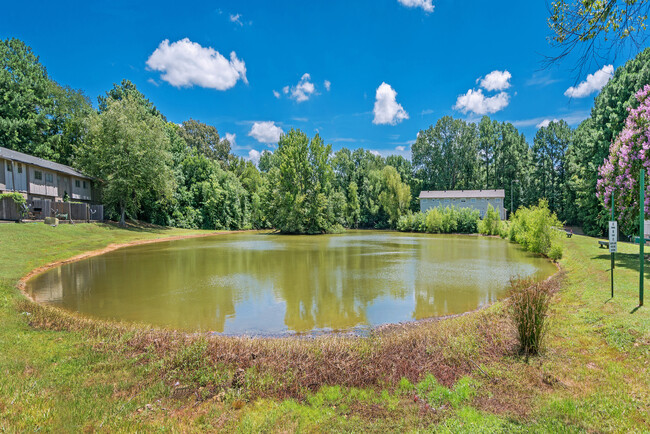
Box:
[4,161,12,190]
[15,163,27,191]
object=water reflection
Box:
[26,231,556,334]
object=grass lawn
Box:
[0,223,647,432]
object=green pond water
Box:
[26,231,556,335]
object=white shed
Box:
[418,189,506,220]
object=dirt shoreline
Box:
[16,230,241,302]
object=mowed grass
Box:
[0,222,648,432]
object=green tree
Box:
[0,38,53,157]
[478,116,500,189]
[412,116,480,191]
[386,154,419,211]
[178,119,231,163]
[46,83,93,166]
[346,181,361,228]
[258,150,275,173]
[78,95,174,226]
[530,121,573,221]
[568,48,650,234]
[379,165,411,227]
[265,129,335,234]
[493,122,530,214]
[98,79,164,119]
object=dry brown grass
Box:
[15,273,563,415]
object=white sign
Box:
[645,220,650,238]
[609,221,618,253]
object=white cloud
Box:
[479,70,511,91]
[147,78,159,87]
[536,118,559,128]
[397,0,434,12]
[286,73,316,102]
[324,80,331,91]
[564,65,614,98]
[282,86,289,94]
[273,90,280,98]
[248,149,261,165]
[372,82,409,125]
[454,89,509,115]
[229,13,243,26]
[146,38,247,90]
[395,146,406,151]
[248,121,283,143]
[225,133,236,147]
[369,150,381,157]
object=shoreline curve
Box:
[17,229,244,302]
[17,229,560,338]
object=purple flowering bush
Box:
[597,84,650,235]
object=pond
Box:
[26,231,556,335]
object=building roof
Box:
[419,189,505,199]
[0,147,91,180]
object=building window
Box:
[17,164,22,174]
[82,181,87,189]
[75,180,80,188]
[34,170,42,180]
[471,198,476,203]
[6,162,11,172]
[45,173,53,183]
[496,198,501,203]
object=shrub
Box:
[548,244,563,262]
[456,207,480,233]
[0,192,26,206]
[509,278,553,356]
[425,208,444,233]
[508,200,563,258]
[397,206,480,234]
[478,203,502,235]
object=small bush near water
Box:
[509,278,554,356]
[477,204,503,236]
[508,199,563,261]
[397,206,480,233]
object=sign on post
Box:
[609,221,618,253]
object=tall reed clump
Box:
[508,278,553,356]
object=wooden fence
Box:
[0,198,104,222]
[0,197,21,221]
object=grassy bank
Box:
[0,223,648,431]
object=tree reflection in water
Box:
[27,232,556,334]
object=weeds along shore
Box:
[15,270,562,405]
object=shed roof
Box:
[0,147,91,179]
[419,189,505,199]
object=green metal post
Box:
[611,196,615,298]
[641,169,645,306]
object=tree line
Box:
[2,38,649,234]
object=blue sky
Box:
[1,0,637,162]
